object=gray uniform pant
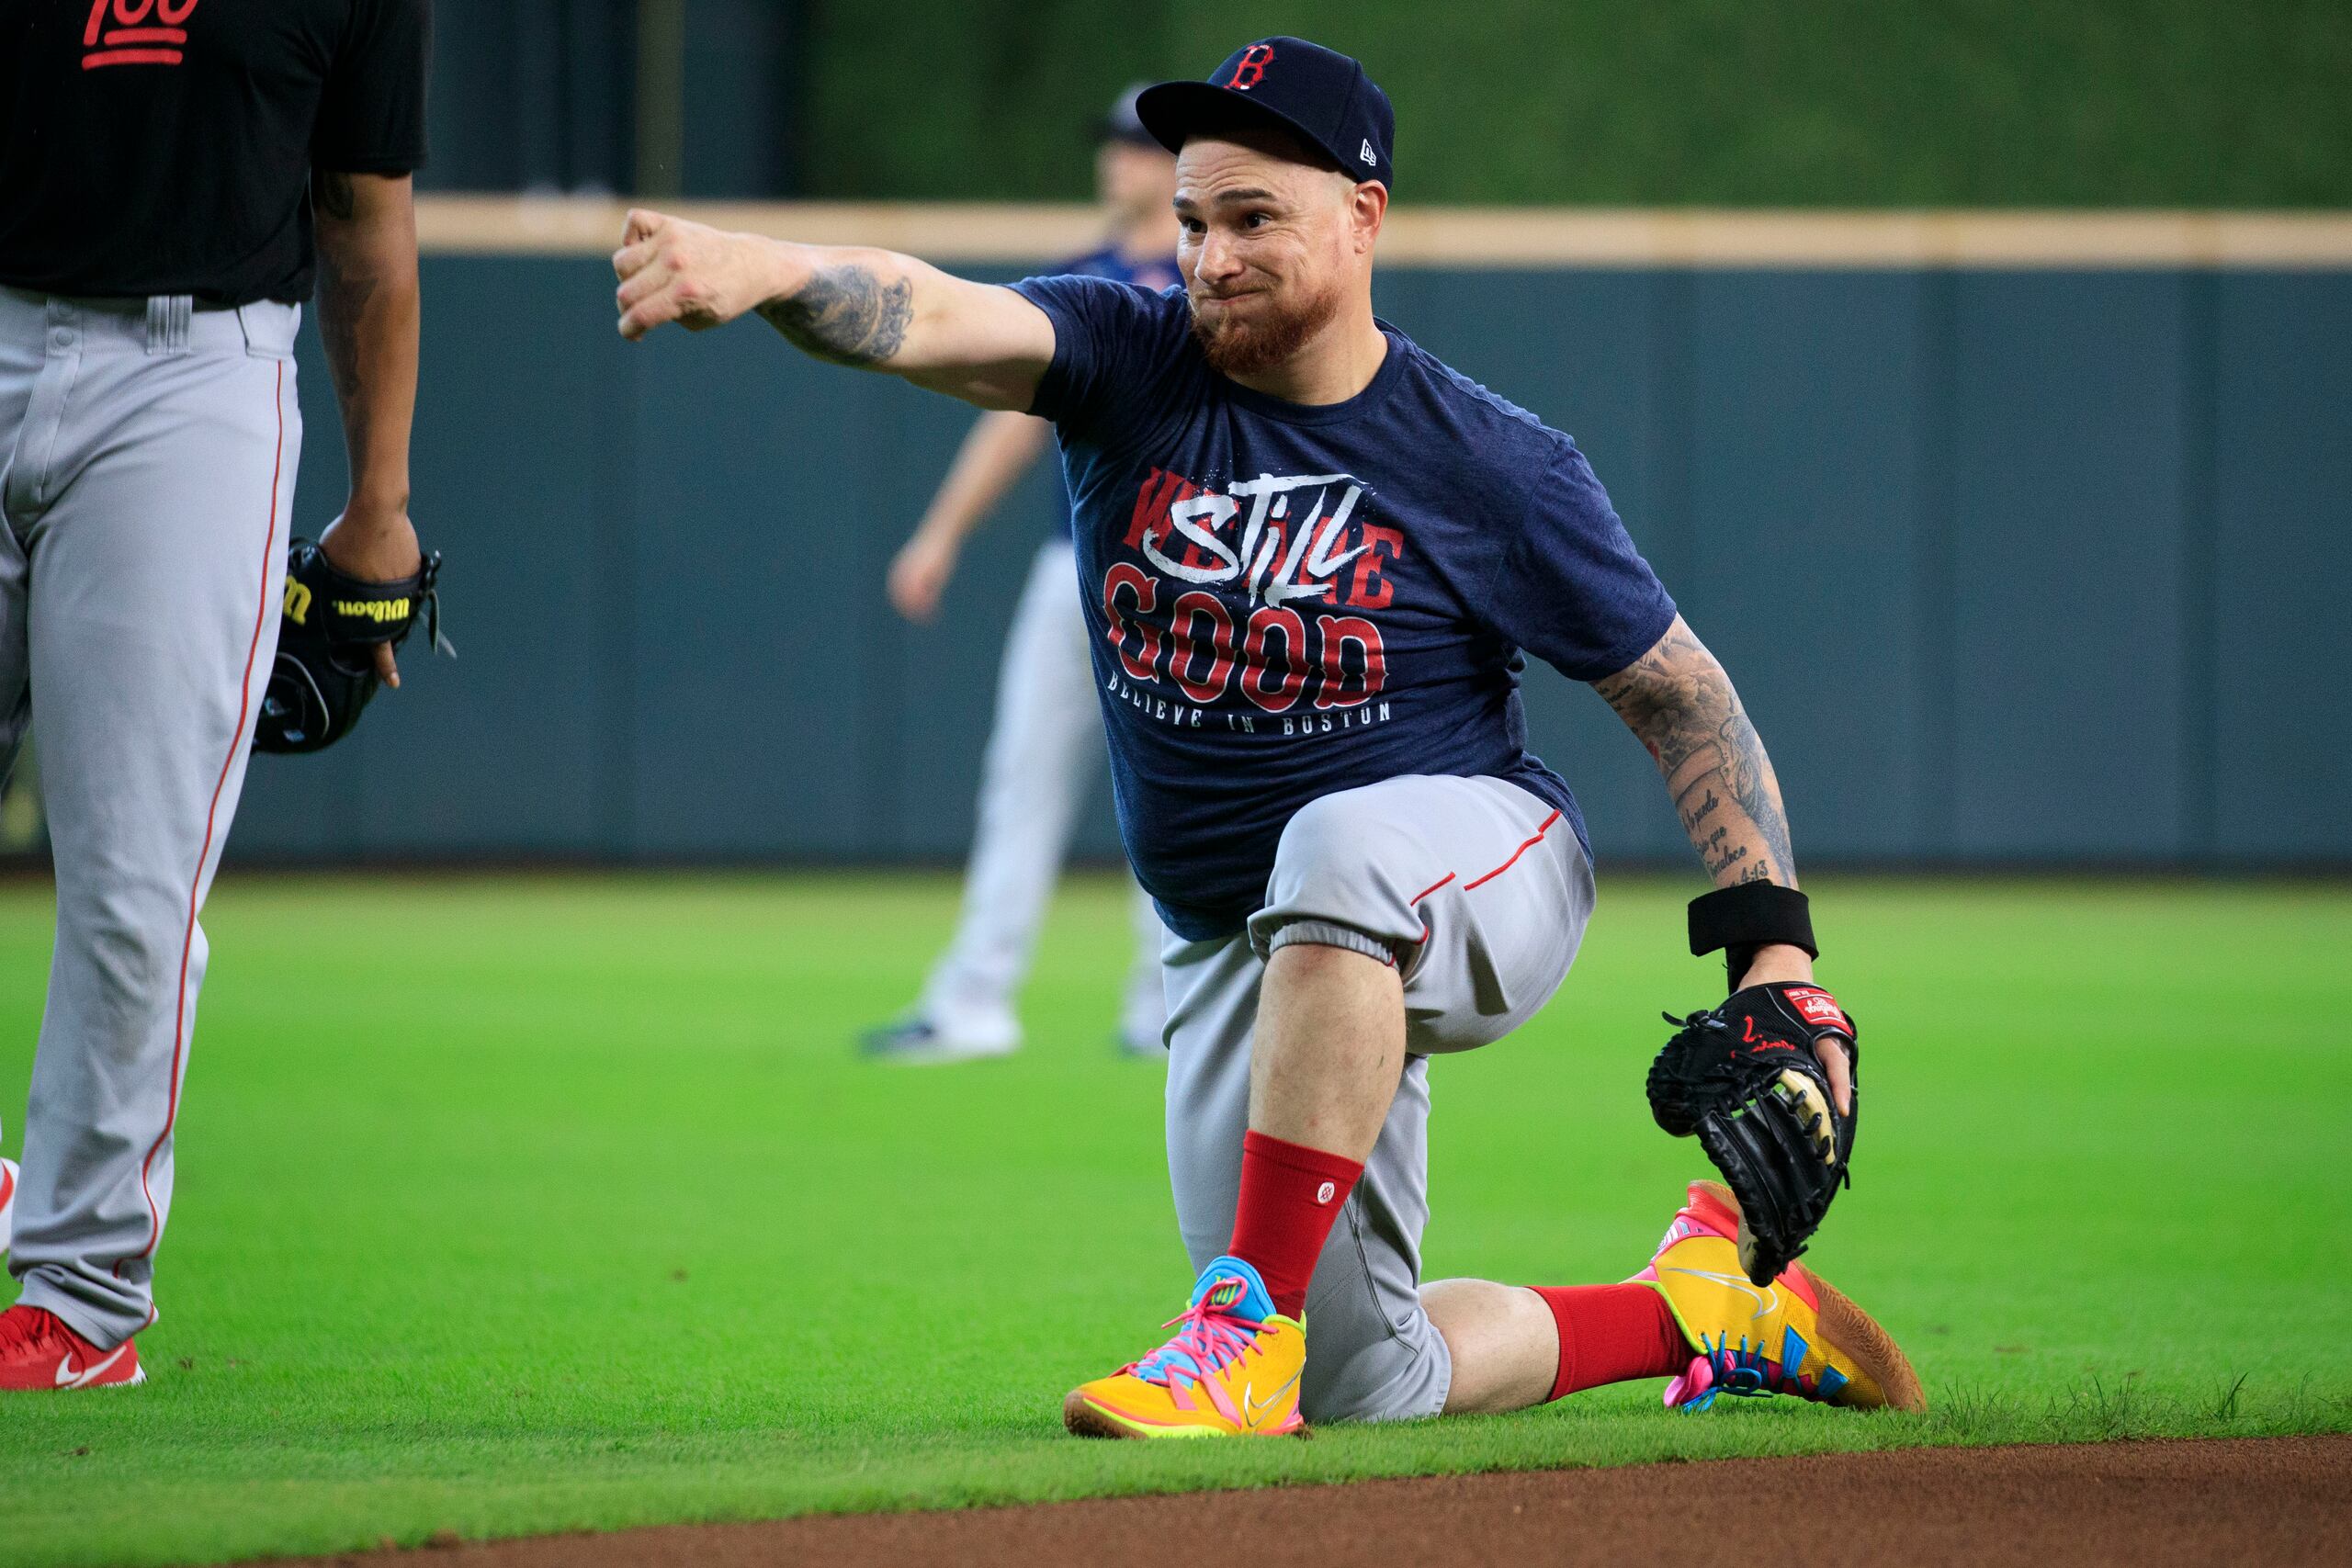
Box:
[1163,774,1595,1423]
[918,541,1165,1046]
[0,288,300,1348]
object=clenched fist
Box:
[612,209,794,341]
[888,529,961,623]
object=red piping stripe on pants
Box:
[116,357,285,1305]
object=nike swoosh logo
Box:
[55,1346,129,1389]
[1243,1369,1301,1426]
[1667,1266,1780,1321]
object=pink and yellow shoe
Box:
[1063,1257,1307,1438]
[1635,1179,1926,1414]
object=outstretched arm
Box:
[1591,615,1850,1101]
[612,209,1056,412]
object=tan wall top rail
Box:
[421,196,2352,269]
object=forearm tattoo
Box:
[311,173,378,450]
[755,264,913,367]
[315,169,358,220]
[1592,619,1799,887]
[319,268,377,453]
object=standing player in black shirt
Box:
[0,0,432,1390]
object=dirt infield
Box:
[300,1437,2349,1568]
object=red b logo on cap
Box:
[1228,43,1273,89]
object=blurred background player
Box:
[0,0,431,1389]
[861,88,1182,1064]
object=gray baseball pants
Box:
[0,287,300,1348]
[918,540,1165,1047]
[1163,773,1596,1423]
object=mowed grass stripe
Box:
[0,873,2344,1567]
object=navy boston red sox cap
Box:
[1135,38,1396,189]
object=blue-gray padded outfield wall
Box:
[2211,275,2352,861]
[227,257,2352,867]
[1946,274,2191,858]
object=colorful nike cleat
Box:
[1063,1256,1307,1438]
[0,1304,145,1391]
[1634,1179,1925,1415]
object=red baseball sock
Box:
[1227,1130,1365,1318]
[1531,1284,1690,1401]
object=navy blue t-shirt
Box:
[1011,274,1677,940]
[1041,244,1182,537]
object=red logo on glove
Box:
[1784,987,1851,1034]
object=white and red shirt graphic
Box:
[1102,466,1401,716]
[1012,274,1677,939]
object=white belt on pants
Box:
[0,286,299,358]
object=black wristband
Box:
[1688,884,1816,990]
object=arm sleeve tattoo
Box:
[1591,617,1799,888]
[755,263,915,367]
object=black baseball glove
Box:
[253,537,450,754]
[1646,983,1859,1286]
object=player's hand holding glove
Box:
[253,536,451,753]
[1648,982,1858,1286]
[1647,884,1859,1286]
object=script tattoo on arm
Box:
[311,170,386,475]
[1591,617,1799,888]
[755,264,915,367]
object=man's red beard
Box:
[1187,276,1343,378]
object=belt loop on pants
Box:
[144,294,193,356]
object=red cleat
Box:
[0,1304,145,1391]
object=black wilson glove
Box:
[253,536,450,753]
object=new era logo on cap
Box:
[1360,140,1376,166]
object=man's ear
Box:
[1351,181,1389,254]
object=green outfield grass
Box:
[0,872,2344,1567]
